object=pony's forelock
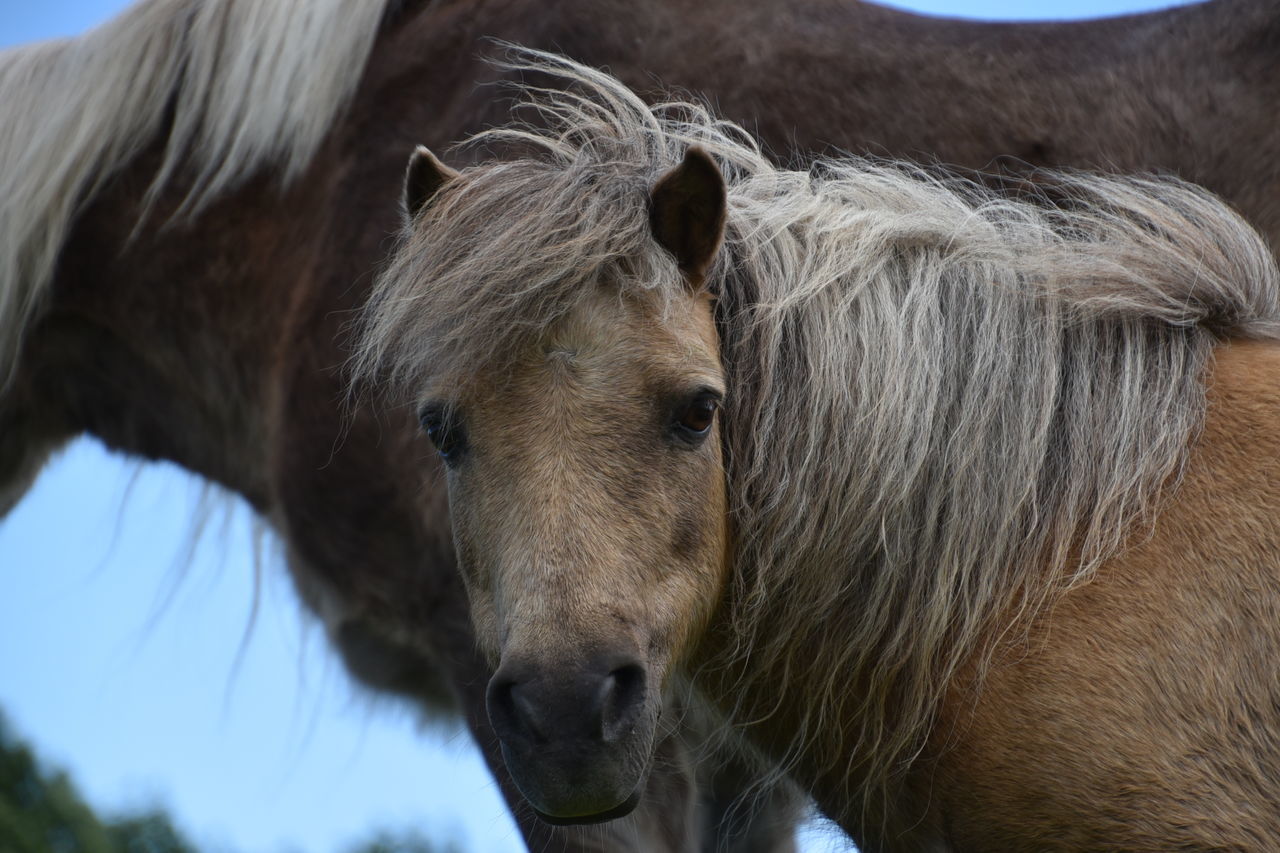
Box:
[356,48,1280,824]
[0,0,391,387]
[351,50,767,397]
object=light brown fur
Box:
[431,283,733,820]
[921,341,1280,850]
[447,287,727,668]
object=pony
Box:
[356,50,1280,850]
[5,0,1280,848]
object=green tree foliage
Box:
[343,829,463,853]
[0,714,195,853]
[106,813,199,853]
[0,712,463,853]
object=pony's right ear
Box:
[404,145,459,220]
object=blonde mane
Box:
[356,50,1280,820]
[0,0,393,384]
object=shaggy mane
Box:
[355,49,1280,822]
[0,0,393,385]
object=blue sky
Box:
[0,1,1193,851]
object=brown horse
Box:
[4,0,1280,848]
[358,52,1280,850]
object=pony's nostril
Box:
[487,676,548,745]
[490,657,647,746]
[509,683,548,742]
[600,663,646,742]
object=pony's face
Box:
[429,285,729,820]
[405,148,731,823]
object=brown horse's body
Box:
[5,0,1280,848]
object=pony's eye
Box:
[673,392,719,440]
[419,405,466,462]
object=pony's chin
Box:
[532,786,643,825]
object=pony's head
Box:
[369,138,734,821]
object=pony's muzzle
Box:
[487,652,655,822]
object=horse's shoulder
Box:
[922,336,1280,851]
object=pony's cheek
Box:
[466,594,504,665]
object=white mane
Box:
[0,0,392,383]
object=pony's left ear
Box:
[650,147,726,283]
[404,145,459,220]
